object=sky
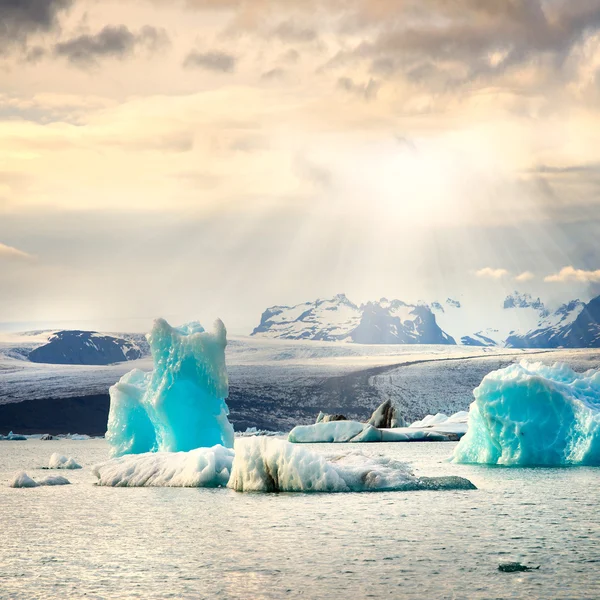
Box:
[2,0,600,334]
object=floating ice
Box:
[288,421,455,443]
[37,475,71,486]
[9,472,70,487]
[10,472,39,488]
[0,431,27,441]
[48,453,82,469]
[93,445,234,487]
[106,318,234,456]
[453,361,600,466]
[92,437,475,492]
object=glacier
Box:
[93,437,475,492]
[453,361,600,466]
[106,318,234,456]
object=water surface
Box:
[1,439,598,599]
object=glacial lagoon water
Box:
[1,439,599,599]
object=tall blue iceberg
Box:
[106,318,234,457]
[453,361,600,466]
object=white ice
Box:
[48,453,82,469]
[288,421,458,443]
[92,437,476,492]
[9,472,70,487]
[92,445,234,487]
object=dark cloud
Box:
[337,76,379,100]
[0,0,72,50]
[183,50,236,72]
[344,0,600,90]
[54,25,169,67]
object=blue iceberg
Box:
[106,318,234,457]
[453,361,600,466]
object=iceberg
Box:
[453,361,600,466]
[48,453,82,469]
[92,437,475,492]
[106,318,234,456]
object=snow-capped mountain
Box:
[25,330,149,365]
[505,299,585,348]
[252,294,455,344]
[253,292,600,348]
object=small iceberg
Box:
[48,453,82,470]
[10,472,70,487]
[453,361,600,466]
[93,437,475,492]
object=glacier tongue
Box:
[453,361,600,466]
[106,318,234,457]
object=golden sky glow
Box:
[1,0,600,331]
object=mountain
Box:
[253,292,598,348]
[252,294,455,345]
[27,331,149,365]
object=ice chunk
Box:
[9,472,70,487]
[92,445,234,487]
[453,361,600,466]
[48,453,82,469]
[229,437,476,493]
[106,318,234,456]
[10,472,39,488]
[37,475,70,485]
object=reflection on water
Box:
[1,439,599,599]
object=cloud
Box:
[183,50,236,72]
[55,25,169,67]
[475,267,509,279]
[261,67,286,81]
[544,266,600,283]
[337,77,379,100]
[0,242,33,261]
[0,0,72,50]
[270,20,317,43]
[515,271,535,282]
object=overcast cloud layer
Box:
[1,0,600,332]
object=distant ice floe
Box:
[92,437,475,492]
[48,453,82,469]
[288,420,461,443]
[0,431,27,441]
[453,361,600,466]
[10,472,70,487]
[106,318,233,457]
